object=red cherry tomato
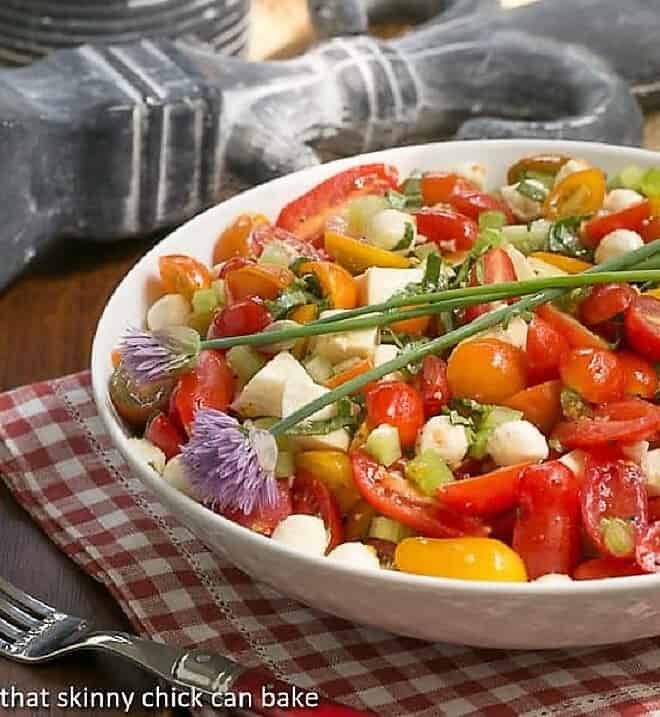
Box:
[208,297,272,339]
[624,294,660,362]
[413,208,479,251]
[276,164,399,244]
[145,412,186,460]
[582,452,648,559]
[559,347,624,403]
[291,472,344,552]
[582,199,650,247]
[578,284,636,326]
[641,216,660,243]
[636,522,660,573]
[573,558,644,580]
[437,463,530,517]
[218,256,254,278]
[650,497,660,522]
[421,173,514,223]
[350,451,488,539]
[221,481,292,537]
[413,355,451,419]
[174,351,235,431]
[365,381,424,449]
[526,316,569,384]
[512,461,581,579]
[536,303,610,350]
[553,398,660,449]
[618,351,659,399]
[463,247,517,323]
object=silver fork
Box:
[0,576,374,716]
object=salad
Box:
[110,155,660,583]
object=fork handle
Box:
[85,633,374,716]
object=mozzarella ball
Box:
[271,515,328,556]
[603,189,645,213]
[554,158,590,187]
[162,455,196,497]
[594,229,644,264]
[327,542,380,570]
[366,209,416,251]
[464,316,529,351]
[500,182,545,222]
[535,573,573,584]
[452,161,486,190]
[645,448,660,497]
[487,420,549,466]
[418,416,469,468]
[147,294,192,331]
[128,438,166,474]
[558,450,586,480]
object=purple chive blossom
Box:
[119,326,200,386]
[181,409,279,515]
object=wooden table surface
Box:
[1,1,660,714]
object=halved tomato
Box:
[463,247,516,322]
[543,169,606,221]
[526,316,569,384]
[291,472,344,552]
[536,303,610,350]
[221,480,292,537]
[582,200,650,247]
[624,294,660,362]
[413,208,479,252]
[421,173,514,222]
[578,284,636,326]
[507,154,570,185]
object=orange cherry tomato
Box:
[365,380,424,448]
[447,339,528,404]
[299,260,358,309]
[559,347,624,403]
[213,213,270,264]
[225,263,294,302]
[421,173,514,223]
[578,283,636,326]
[526,316,569,384]
[618,351,659,399]
[507,154,570,185]
[536,303,610,350]
[159,255,212,300]
[390,311,432,336]
[582,199,650,248]
[503,380,563,434]
[624,294,660,362]
[543,169,606,221]
[325,358,374,389]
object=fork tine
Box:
[0,577,54,619]
[0,615,22,642]
[0,596,41,630]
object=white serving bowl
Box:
[92,140,660,650]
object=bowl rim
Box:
[92,138,660,595]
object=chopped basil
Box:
[545,216,594,261]
[517,178,547,203]
[560,387,592,421]
[287,397,358,436]
[451,228,503,288]
[266,274,326,319]
[393,222,416,251]
[422,252,442,289]
[386,187,422,211]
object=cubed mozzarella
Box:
[595,229,644,264]
[288,429,351,453]
[500,182,545,222]
[554,159,590,186]
[374,344,404,382]
[535,573,573,584]
[271,515,328,556]
[146,294,192,331]
[645,448,660,497]
[558,450,587,479]
[327,542,380,570]
[162,455,196,497]
[487,420,549,466]
[462,316,529,351]
[527,257,568,277]
[452,161,486,190]
[418,416,469,468]
[603,189,645,213]
[312,310,378,363]
[128,438,166,474]
[282,380,336,422]
[232,351,312,418]
[504,245,536,281]
[359,267,424,306]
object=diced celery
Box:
[479,211,507,230]
[252,417,291,451]
[227,345,266,387]
[365,424,402,467]
[405,450,454,496]
[192,288,219,315]
[259,240,299,268]
[619,165,646,191]
[304,355,333,383]
[368,516,414,543]
[641,168,660,198]
[212,279,226,306]
[470,406,522,460]
[187,312,214,336]
[501,221,550,255]
[276,451,295,478]
[347,195,390,236]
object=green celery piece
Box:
[641,168,660,198]
[501,222,550,255]
[405,450,454,496]
[368,517,414,543]
[469,406,522,460]
[365,424,402,467]
[227,345,266,387]
[276,452,295,478]
[192,288,219,315]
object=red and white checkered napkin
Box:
[2,371,660,717]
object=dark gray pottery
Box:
[0,0,251,65]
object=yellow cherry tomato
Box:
[324,230,410,273]
[643,288,660,300]
[289,303,319,359]
[395,537,528,582]
[649,197,660,217]
[543,169,606,221]
[294,451,361,512]
[447,338,528,403]
[529,252,592,274]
